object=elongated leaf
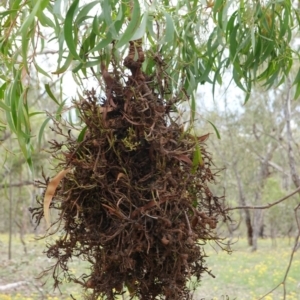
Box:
[131,11,148,40]
[192,143,203,174]
[162,12,174,43]
[38,117,51,149]
[190,93,196,123]
[75,1,99,24]
[0,10,18,17]
[45,84,59,105]
[56,99,67,121]
[37,10,55,28]
[20,0,43,34]
[116,0,141,48]
[44,169,71,228]
[207,120,221,139]
[34,60,52,79]
[89,31,113,52]
[77,125,88,142]
[52,53,73,74]
[64,0,81,60]
[21,29,31,73]
[293,68,300,99]
[0,101,11,112]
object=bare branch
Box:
[258,204,300,300]
[225,186,300,211]
[0,181,34,189]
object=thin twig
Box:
[257,204,300,300]
[282,204,300,299]
[225,186,300,211]
[0,181,34,189]
[257,282,282,300]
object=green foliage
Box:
[262,178,297,235]
[262,177,285,205]
[0,0,299,168]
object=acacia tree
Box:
[1,0,300,299]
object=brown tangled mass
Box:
[32,41,227,300]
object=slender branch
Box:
[0,181,34,189]
[257,204,300,300]
[282,204,300,296]
[257,282,282,300]
[225,186,300,211]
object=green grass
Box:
[0,234,299,299]
[197,238,300,300]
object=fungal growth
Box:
[32,40,228,300]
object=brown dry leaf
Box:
[197,133,210,143]
[44,168,70,228]
[173,154,193,166]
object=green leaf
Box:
[292,68,300,99]
[294,81,300,100]
[75,1,99,25]
[192,143,203,173]
[34,60,52,79]
[162,12,174,43]
[37,10,55,28]
[0,101,11,112]
[0,10,18,17]
[45,84,59,105]
[190,93,196,123]
[55,99,67,121]
[77,126,88,142]
[21,29,31,73]
[131,11,148,41]
[64,0,81,61]
[89,31,113,52]
[38,116,51,149]
[114,2,127,34]
[207,120,221,139]
[20,0,44,34]
[52,53,73,74]
[116,0,141,48]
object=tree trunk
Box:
[283,82,300,249]
[233,163,253,246]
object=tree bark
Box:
[233,163,253,246]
